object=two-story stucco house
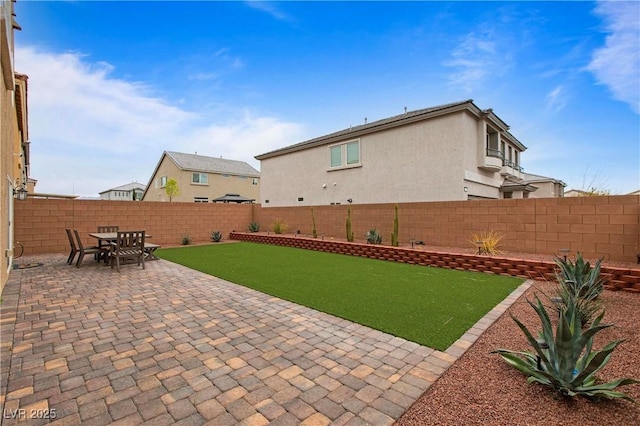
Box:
[256,100,551,207]
[99,182,146,201]
[142,151,260,203]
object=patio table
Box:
[89,232,160,260]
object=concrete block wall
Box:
[12,195,639,263]
[14,198,254,255]
[254,195,639,263]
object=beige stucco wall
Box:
[143,156,260,202]
[1,0,18,294]
[259,110,514,207]
[529,181,565,198]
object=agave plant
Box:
[554,252,606,301]
[552,252,607,327]
[493,296,638,401]
[247,222,260,233]
[366,228,383,244]
[550,286,602,328]
[210,230,223,242]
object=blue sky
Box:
[14,0,640,196]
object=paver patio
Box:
[0,254,531,425]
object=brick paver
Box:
[0,254,532,424]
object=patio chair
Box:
[110,230,145,272]
[96,225,119,261]
[65,228,77,265]
[74,229,109,268]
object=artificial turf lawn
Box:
[156,242,523,350]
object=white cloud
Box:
[588,1,640,114]
[15,46,305,197]
[443,29,509,93]
[245,1,294,23]
[545,85,567,112]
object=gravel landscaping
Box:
[396,279,640,425]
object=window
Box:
[160,176,167,188]
[329,140,360,169]
[252,178,259,186]
[192,173,208,184]
[194,197,209,203]
[486,128,500,158]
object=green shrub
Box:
[493,296,638,401]
[366,229,383,244]
[247,222,260,233]
[210,231,223,242]
[181,234,191,245]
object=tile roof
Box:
[166,151,259,177]
[100,182,146,194]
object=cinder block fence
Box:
[13,195,639,291]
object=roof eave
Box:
[256,100,477,160]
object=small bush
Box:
[210,231,223,242]
[181,234,192,245]
[470,230,504,255]
[366,229,383,244]
[272,219,287,234]
[247,222,260,233]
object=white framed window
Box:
[194,197,209,203]
[329,140,360,169]
[192,172,208,184]
[160,176,167,188]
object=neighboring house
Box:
[142,151,260,203]
[256,100,560,207]
[564,189,590,197]
[1,0,28,292]
[521,172,566,198]
[626,189,640,196]
[565,188,615,197]
[99,182,146,201]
